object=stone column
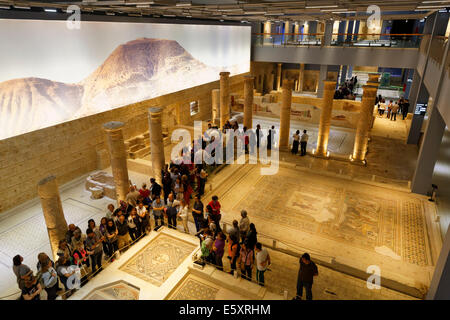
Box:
[279,79,294,149]
[211,89,220,125]
[103,121,130,202]
[220,71,230,129]
[368,73,380,83]
[243,76,254,129]
[276,63,282,91]
[317,64,328,98]
[148,107,165,185]
[37,176,68,261]
[351,84,379,163]
[298,63,305,92]
[315,80,336,157]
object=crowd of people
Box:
[11,121,321,300]
[376,95,410,121]
[334,76,358,100]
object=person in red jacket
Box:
[208,195,222,231]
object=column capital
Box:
[148,107,163,115]
[278,63,282,67]
[368,73,380,82]
[244,75,254,82]
[38,175,56,187]
[282,79,294,89]
[324,80,337,90]
[220,71,230,77]
[103,121,125,132]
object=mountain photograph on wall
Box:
[0,38,243,140]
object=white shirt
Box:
[179,205,189,220]
[256,248,269,271]
[136,206,147,216]
[301,133,309,142]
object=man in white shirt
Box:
[300,130,309,156]
[255,242,270,286]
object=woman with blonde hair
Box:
[40,258,59,300]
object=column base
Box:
[349,156,367,166]
[311,148,330,159]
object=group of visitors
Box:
[334,76,358,100]
[197,209,271,287]
[376,95,410,121]
[291,129,309,156]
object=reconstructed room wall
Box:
[0,74,246,213]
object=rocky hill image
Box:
[0,38,236,140]
[0,77,83,139]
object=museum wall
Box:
[0,74,246,214]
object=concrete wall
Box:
[252,46,420,69]
[0,74,246,214]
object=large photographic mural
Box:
[0,19,251,140]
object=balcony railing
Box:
[252,33,424,49]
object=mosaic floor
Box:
[120,233,196,287]
[169,278,219,300]
[83,281,140,300]
[214,164,441,291]
[250,116,355,156]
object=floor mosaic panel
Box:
[233,171,431,266]
[169,278,219,300]
[119,234,196,287]
[83,281,140,300]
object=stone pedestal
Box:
[220,72,230,129]
[315,80,336,157]
[243,76,254,129]
[279,79,294,149]
[211,89,220,125]
[276,63,282,91]
[37,176,68,261]
[148,107,165,185]
[103,121,130,203]
[351,84,379,164]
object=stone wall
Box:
[0,74,246,213]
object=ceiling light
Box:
[176,2,191,7]
[321,8,347,12]
[306,5,338,9]
[0,5,10,9]
[244,11,266,15]
[220,19,224,22]
[265,12,284,16]
[44,8,57,12]
[14,6,31,9]
[136,4,150,8]
[125,1,154,5]
[422,1,450,3]
[220,8,243,12]
[163,14,176,17]
[106,12,115,15]
[185,15,192,18]
[417,5,449,8]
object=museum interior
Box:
[0,0,449,301]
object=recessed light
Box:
[14,6,31,9]
[306,5,338,9]
[0,5,10,9]
[44,8,57,13]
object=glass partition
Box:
[253,33,423,49]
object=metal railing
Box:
[252,33,424,49]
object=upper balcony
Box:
[252,33,422,69]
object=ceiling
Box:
[0,0,446,22]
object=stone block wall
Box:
[0,74,246,213]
